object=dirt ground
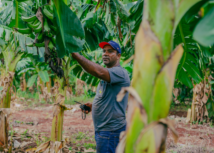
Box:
[8,102,214,152]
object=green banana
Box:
[48,5,53,12]
[44,18,51,32]
[32,19,39,24]
[50,25,57,34]
[37,32,44,42]
[34,23,42,33]
[46,32,53,38]
[44,5,53,13]
[51,37,56,45]
[15,27,32,34]
[21,15,37,22]
[28,20,41,29]
[43,8,53,21]
[50,25,56,30]
[35,42,45,47]
[48,41,54,50]
[26,43,34,47]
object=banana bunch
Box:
[16,4,63,78]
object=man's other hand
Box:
[82,103,92,114]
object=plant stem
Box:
[176,23,187,77]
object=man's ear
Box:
[117,53,121,59]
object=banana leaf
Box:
[38,70,49,83]
[193,5,214,47]
[53,0,85,58]
[27,74,38,87]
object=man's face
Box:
[102,45,121,67]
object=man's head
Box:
[99,41,121,68]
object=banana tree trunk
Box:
[0,52,23,108]
[0,52,22,151]
[0,72,13,108]
[190,71,211,122]
[49,56,73,141]
[46,77,51,93]
[51,97,64,141]
[116,0,201,152]
[21,73,27,91]
[0,87,12,108]
[0,109,10,151]
[50,77,71,141]
[37,77,45,102]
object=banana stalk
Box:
[46,77,51,93]
[0,52,23,108]
[0,49,23,150]
[116,0,201,152]
[50,57,73,141]
[190,70,211,123]
[21,73,27,91]
[0,108,11,151]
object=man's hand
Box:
[82,103,92,114]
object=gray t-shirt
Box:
[92,65,130,131]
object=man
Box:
[72,40,130,153]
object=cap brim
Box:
[99,42,112,49]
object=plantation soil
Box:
[10,104,94,137]
[9,104,214,152]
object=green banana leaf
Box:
[0,0,32,28]
[183,60,202,83]
[17,68,35,75]
[114,0,130,22]
[193,5,214,47]
[53,0,85,58]
[38,70,49,83]
[27,74,38,87]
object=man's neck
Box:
[106,62,120,68]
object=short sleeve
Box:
[107,66,125,84]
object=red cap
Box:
[99,42,111,48]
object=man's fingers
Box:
[81,109,89,114]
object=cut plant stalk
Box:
[50,93,71,141]
[0,109,11,151]
[116,0,201,152]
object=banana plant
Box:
[16,56,52,102]
[50,55,74,142]
[0,24,43,149]
[116,0,202,152]
[0,43,23,108]
[0,25,44,107]
[189,44,214,123]
[72,0,142,60]
[172,1,214,123]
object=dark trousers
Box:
[95,125,126,153]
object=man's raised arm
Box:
[72,53,110,82]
